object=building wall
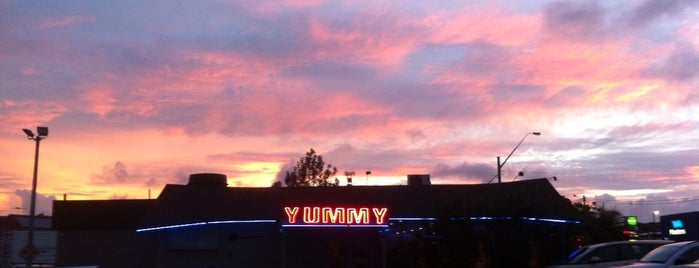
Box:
[0,230,56,267]
[151,223,282,268]
[139,219,576,268]
[661,212,699,241]
[56,230,154,268]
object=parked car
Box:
[672,261,699,268]
[548,240,673,268]
[617,241,699,267]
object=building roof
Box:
[137,178,579,230]
[53,199,154,230]
[0,214,52,231]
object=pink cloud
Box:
[300,6,432,67]
[39,15,95,28]
[80,87,116,116]
[429,9,541,47]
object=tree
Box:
[572,200,625,245]
[283,148,339,187]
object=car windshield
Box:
[562,247,589,264]
[638,244,684,263]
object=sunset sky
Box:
[1,0,698,222]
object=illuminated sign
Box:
[626,216,638,226]
[669,229,687,235]
[669,219,687,235]
[283,206,388,227]
[672,220,684,229]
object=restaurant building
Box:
[53,173,581,268]
[661,211,699,242]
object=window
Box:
[675,245,699,265]
[587,245,621,263]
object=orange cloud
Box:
[687,166,699,180]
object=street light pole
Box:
[652,210,660,238]
[22,126,48,268]
[497,132,540,183]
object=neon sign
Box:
[283,206,388,227]
[668,219,687,236]
[669,229,687,235]
[672,220,684,229]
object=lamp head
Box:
[532,132,541,136]
[22,129,35,138]
[37,126,49,137]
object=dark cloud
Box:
[544,86,587,106]
[365,81,487,121]
[594,193,617,206]
[643,45,699,82]
[91,161,131,184]
[543,1,608,41]
[324,144,417,173]
[432,162,495,183]
[281,61,377,83]
[596,193,699,223]
[490,83,547,104]
[274,161,296,186]
[454,40,515,76]
[406,43,466,70]
[543,0,698,41]
[89,161,192,187]
[626,0,698,28]
[0,177,24,195]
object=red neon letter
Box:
[372,208,388,224]
[284,207,299,224]
[322,207,346,223]
[303,207,321,223]
[347,208,369,224]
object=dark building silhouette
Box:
[53,199,154,267]
[661,211,699,242]
[53,173,581,268]
[0,214,55,267]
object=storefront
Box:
[54,173,581,268]
[661,211,699,241]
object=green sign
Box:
[627,216,638,226]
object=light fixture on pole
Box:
[652,210,660,223]
[497,132,540,183]
[22,126,48,268]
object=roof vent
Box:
[188,173,228,187]
[407,174,431,186]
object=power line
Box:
[592,196,699,206]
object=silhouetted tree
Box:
[572,200,625,244]
[283,148,338,187]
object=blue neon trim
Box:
[137,222,207,232]
[388,217,437,221]
[281,224,389,228]
[451,216,579,224]
[137,219,278,232]
[137,215,579,232]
